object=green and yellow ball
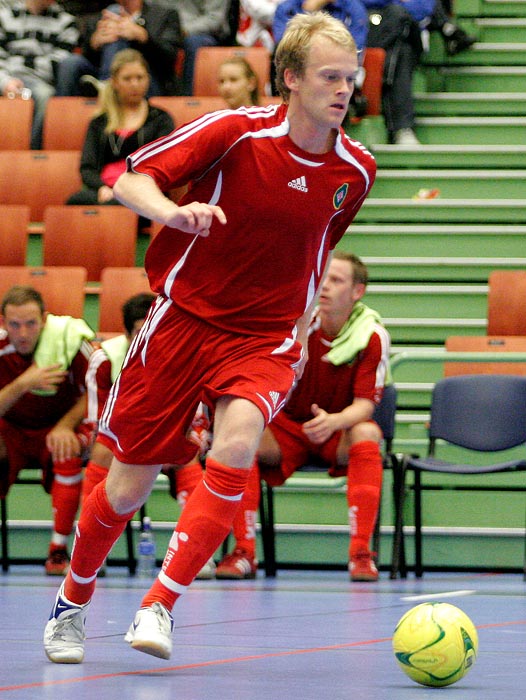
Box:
[392,602,478,687]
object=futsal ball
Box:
[392,602,478,687]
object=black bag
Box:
[367,3,423,56]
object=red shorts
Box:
[98,298,302,466]
[0,419,92,497]
[261,410,342,486]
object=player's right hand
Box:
[167,201,227,237]
[22,363,67,393]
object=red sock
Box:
[175,461,204,508]
[142,457,249,611]
[81,460,108,506]
[346,441,383,557]
[231,460,260,557]
[64,482,136,604]
[51,457,83,537]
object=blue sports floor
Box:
[1,567,525,699]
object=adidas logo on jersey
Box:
[288,175,308,192]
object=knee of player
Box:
[209,436,257,470]
[348,421,383,446]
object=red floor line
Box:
[0,635,392,693]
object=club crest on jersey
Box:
[333,183,349,209]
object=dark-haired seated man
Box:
[0,285,94,574]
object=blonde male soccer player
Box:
[44,11,376,663]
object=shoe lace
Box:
[151,603,173,634]
[52,612,85,643]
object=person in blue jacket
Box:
[274,0,369,62]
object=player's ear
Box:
[283,67,300,93]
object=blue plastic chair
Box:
[391,374,526,579]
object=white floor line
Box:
[401,589,477,602]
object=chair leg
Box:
[259,481,276,577]
[414,471,423,578]
[1,497,8,573]
[372,509,381,564]
[125,519,136,575]
[390,457,407,579]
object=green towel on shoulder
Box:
[327,301,383,366]
[32,314,95,396]
[101,334,130,383]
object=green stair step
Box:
[354,198,526,223]
[480,0,526,17]
[343,223,526,257]
[474,17,526,41]
[415,92,526,117]
[434,65,526,92]
[341,224,526,280]
[371,168,526,198]
[365,283,488,319]
[371,144,526,169]
[432,43,526,66]
[413,116,526,144]
[355,257,526,282]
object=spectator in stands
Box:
[178,0,234,95]
[55,0,182,97]
[236,0,281,51]
[66,48,174,207]
[217,55,260,108]
[363,0,438,144]
[274,0,369,62]
[216,252,390,582]
[83,292,215,578]
[0,285,95,576]
[0,0,79,148]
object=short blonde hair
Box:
[274,12,357,101]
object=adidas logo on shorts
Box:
[288,175,308,192]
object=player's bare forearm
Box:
[114,172,226,236]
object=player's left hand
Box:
[46,426,81,463]
[302,404,336,444]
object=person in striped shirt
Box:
[0,0,79,147]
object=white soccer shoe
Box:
[124,602,174,660]
[44,582,90,663]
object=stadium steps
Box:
[414,92,526,117]
[370,168,526,198]
[371,144,526,168]
[353,199,526,223]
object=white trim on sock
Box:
[70,569,98,585]
[158,569,188,595]
[203,480,243,502]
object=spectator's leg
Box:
[99,39,129,80]
[25,79,56,149]
[55,54,96,96]
[182,33,219,96]
[382,41,419,142]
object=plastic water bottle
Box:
[137,516,156,578]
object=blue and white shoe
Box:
[44,581,90,663]
[124,602,173,659]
